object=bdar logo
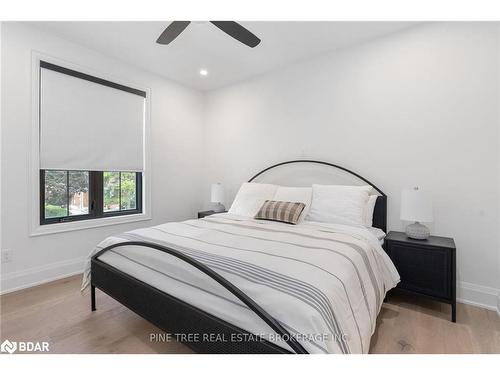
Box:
[0,340,49,353]
[1,339,17,354]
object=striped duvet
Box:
[82,213,399,354]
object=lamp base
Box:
[405,222,430,240]
[212,203,226,213]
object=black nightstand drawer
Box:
[385,231,456,322]
[390,243,450,299]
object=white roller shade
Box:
[40,65,145,171]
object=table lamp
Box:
[400,187,433,240]
[211,183,225,213]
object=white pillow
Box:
[229,183,278,217]
[363,195,378,227]
[307,184,372,226]
[273,187,312,222]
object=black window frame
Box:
[40,170,142,225]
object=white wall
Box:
[203,23,500,310]
[0,22,205,292]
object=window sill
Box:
[29,212,152,237]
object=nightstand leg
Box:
[91,284,96,312]
[451,302,456,323]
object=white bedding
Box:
[82,213,399,354]
[366,227,386,245]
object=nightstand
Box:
[385,231,456,322]
[197,210,226,219]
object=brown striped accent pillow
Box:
[254,200,306,225]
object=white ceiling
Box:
[31,21,419,91]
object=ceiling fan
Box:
[156,21,261,48]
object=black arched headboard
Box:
[248,160,387,232]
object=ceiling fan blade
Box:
[156,21,191,45]
[210,21,261,48]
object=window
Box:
[37,60,146,227]
[103,172,138,212]
[40,170,142,225]
[43,170,89,219]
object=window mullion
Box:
[89,171,95,217]
[119,172,122,211]
[93,171,104,217]
[66,171,70,218]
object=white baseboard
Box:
[0,256,85,295]
[457,281,500,317]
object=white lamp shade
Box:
[400,188,433,222]
[211,183,224,203]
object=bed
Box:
[82,160,399,354]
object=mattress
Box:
[82,213,399,354]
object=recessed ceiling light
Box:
[199,69,208,76]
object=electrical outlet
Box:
[1,249,13,263]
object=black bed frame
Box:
[90,160,387,354]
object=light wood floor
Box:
[1,274,498,354]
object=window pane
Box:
[44,170,68,218]
[103,172,120,212]
[69,171,89,216]
[120,172,137,210]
